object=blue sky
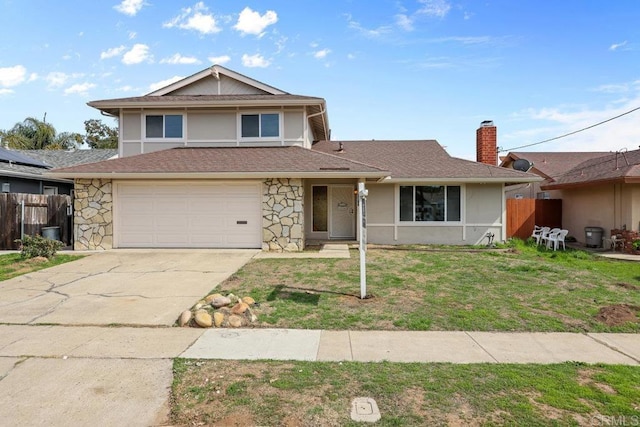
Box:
[0,0,639,160]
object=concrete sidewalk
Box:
[181,329,640,365]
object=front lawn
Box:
[171,359,640,426]
[216,241,640,332]
[0,253,83,282]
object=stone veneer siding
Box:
[74,178,113,250]
[262,178,304,251]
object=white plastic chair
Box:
[540,227,558,247]
[531,225,543,243]
[547,229,568,251]
[534,227,550,245]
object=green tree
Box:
[0,116,81,150]
[84,119,118,149]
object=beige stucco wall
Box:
[466,184,503,224]
[122,113,141,141]
[188,112,236,140]
[283,111,304,141]
[561,183,640,242]
[303,182,505,245]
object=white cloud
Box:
[395,14,414,31]
[609,41,628,51]
[234,7,277,37]
[163,2,221,35]
[149,76,184,92]
[160,53,201,65]
[507,88,640,153]
[347,53,356,60]
[122,44,151,65]
[114,0,144,16]
[0,65,27,87]
[346,14,392,38]
[45,72,69,87]
[208,55,231,65]
[100,45,126,60]
[116,85,135,92]
[64,82,96,95]
[0,88,14,95]
[313,48,331,59]
[128,31,137,40]
[241,53,270,68]
[417,0,451,18]
[28,73,38,82]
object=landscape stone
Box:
[211,296,232,308]
[228,315,243,328]
[178,310,192,327]
[231,302,249,315]
[194,311,213,328]
[213,312,225,327]
[242,296,255,305]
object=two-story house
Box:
[49,65,539,251]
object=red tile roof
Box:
[312,140,540,182]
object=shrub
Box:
[15,234,64,259]
[633,240,640,251]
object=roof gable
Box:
[148,65,287,96]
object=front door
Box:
[330,185,355,239]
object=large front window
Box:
[400,185,461,222]
[145,114,183,138]
[241,113,279,138]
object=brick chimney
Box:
[476,120,497,166]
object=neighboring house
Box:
[48,65,539,251]
[540,149,640,243]
[500,151,610,199]
[0,147,117,195]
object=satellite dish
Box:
[513,158,533,172]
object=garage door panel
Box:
[116,182,261,248]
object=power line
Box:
[500,105,640,152]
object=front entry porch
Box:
[305,181,358,243]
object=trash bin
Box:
[584,226,603,248]
[41,226,61,241]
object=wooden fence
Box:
[0,193,72,250]
[506,198,562,240]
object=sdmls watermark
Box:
[591,415,640,426]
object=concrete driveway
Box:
[0,249,257,426]
[0,249,258,326]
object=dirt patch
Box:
[211,413,256,426]
[616,282,640,291]
[595,304,640,326]
[577,368,617,395]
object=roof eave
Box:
[384,176,544,184]
[45,171,388,180]
[88,97,324,111]
[1,169,73,183]
[542,176,640,190]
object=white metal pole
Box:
[358,182,367,299]
[21,200,25,240]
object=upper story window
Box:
[241,113,280,138]
[400,185,461,222]
[145,114,183,139]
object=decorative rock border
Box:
[262,178,304,251]
[178,293,259,328]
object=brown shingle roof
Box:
[47,146,388,178]
[312,140,540,182]
[88,94,324,107]
[501,151,611,179]
[542,149,640,189]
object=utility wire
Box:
[500,105,640,152]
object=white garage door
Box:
[115,182,262,248]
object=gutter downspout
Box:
[307,105,328,140]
